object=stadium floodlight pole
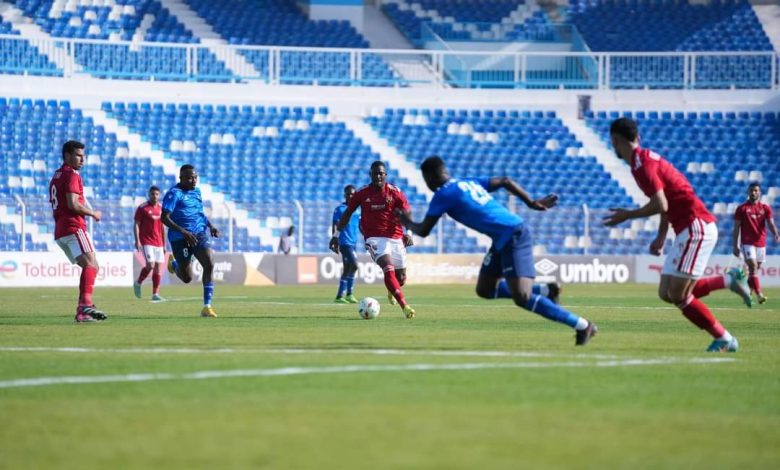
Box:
[582,203,590,256]
[14,195,25,252]
[293,199,304,254]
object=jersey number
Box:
[458,181,491,206]
[49,185,58,210]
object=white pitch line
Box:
[0,357,736,389]
[0,346,620,360]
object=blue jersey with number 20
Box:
[426,178,523,250]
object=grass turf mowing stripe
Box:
[0,357,736,389]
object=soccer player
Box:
[332,184,361,304]
[48,140,107,323]
[732,182,779,304]
[397,156,597,346]
[330,161,416,319]
[605,117,752,353]
[133,185,165,302]
[162,164,220,318]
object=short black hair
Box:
[149,185,160,193]
[748,182,761,190]
[344,184,356,192]
[180,164,195,174]
[420,155,445,175]
[62,140,85,160]
[370,160,385,171]
[610,117,639,141]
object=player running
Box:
[133,185,166,302]
[332,184,361,304]
[49,140,107,323]
[397,156,598,346]
[732,182,779,304]
[162,164,220,318]
[605,117,752,353]
[330,161,416,319]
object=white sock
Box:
[574,317,589,331]
[718,331,734,342]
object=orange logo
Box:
[297,257,318,284]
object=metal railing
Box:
[0,34,777,90]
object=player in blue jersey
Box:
[332,185,362,304]
[397,156,597,346]
[161,164,220,318]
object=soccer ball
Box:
[358,297,381,320]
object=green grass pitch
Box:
[0,283,778,469]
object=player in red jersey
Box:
[330,161,416,318]
[604,118,752,352]
[732,182,780,304]
[48,140,107,323]
[133,185,166,302]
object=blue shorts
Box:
[170,231,212,266]
[480,225,535,279]
[340,244,358,265]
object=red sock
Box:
[137,266,151,284]
[152,266,161,295]
[692,275,726,298]
[677,295,725,339]
[748,275,761,295]
[79,265,98,307]
[383,265,407,307]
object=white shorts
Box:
[741,244,766,263]
[662,219,717,279]
[55,229,95,264]
[142,245,165,263]
[365,237,407,269]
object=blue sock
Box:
[337,278,348,298]
[171,258,178,271]
[523,294,579,328]
[345,275,355,295]
[204,282,214,307]
[494,280,511,298]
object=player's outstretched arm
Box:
[488,177,556,210]
[396,209,439,238]
[134,221,142,251]
[604,190,667,226]
[732,218,742,257]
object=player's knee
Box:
[180,273,192,283]
[657,288,673,304]
[475,285,493,299]
[512,291,531,308]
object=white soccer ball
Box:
[358,297,381,320]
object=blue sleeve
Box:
[426,190,452,218]
[162,189,178,213]
[477,178,495,192]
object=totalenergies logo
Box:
[0,260,18,279]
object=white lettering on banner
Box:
[559,259,630,283]
[406,261,481,281]
[320,257,382,284]
[0,252,132,287]
[191,261,233,282]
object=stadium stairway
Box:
[157,0,261,79]
[342,114,489,250]
[0,202,57,250]
[559,113,647,207]
[0,1,82,73]
[79,105,279,246]
[753,3,780,52]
